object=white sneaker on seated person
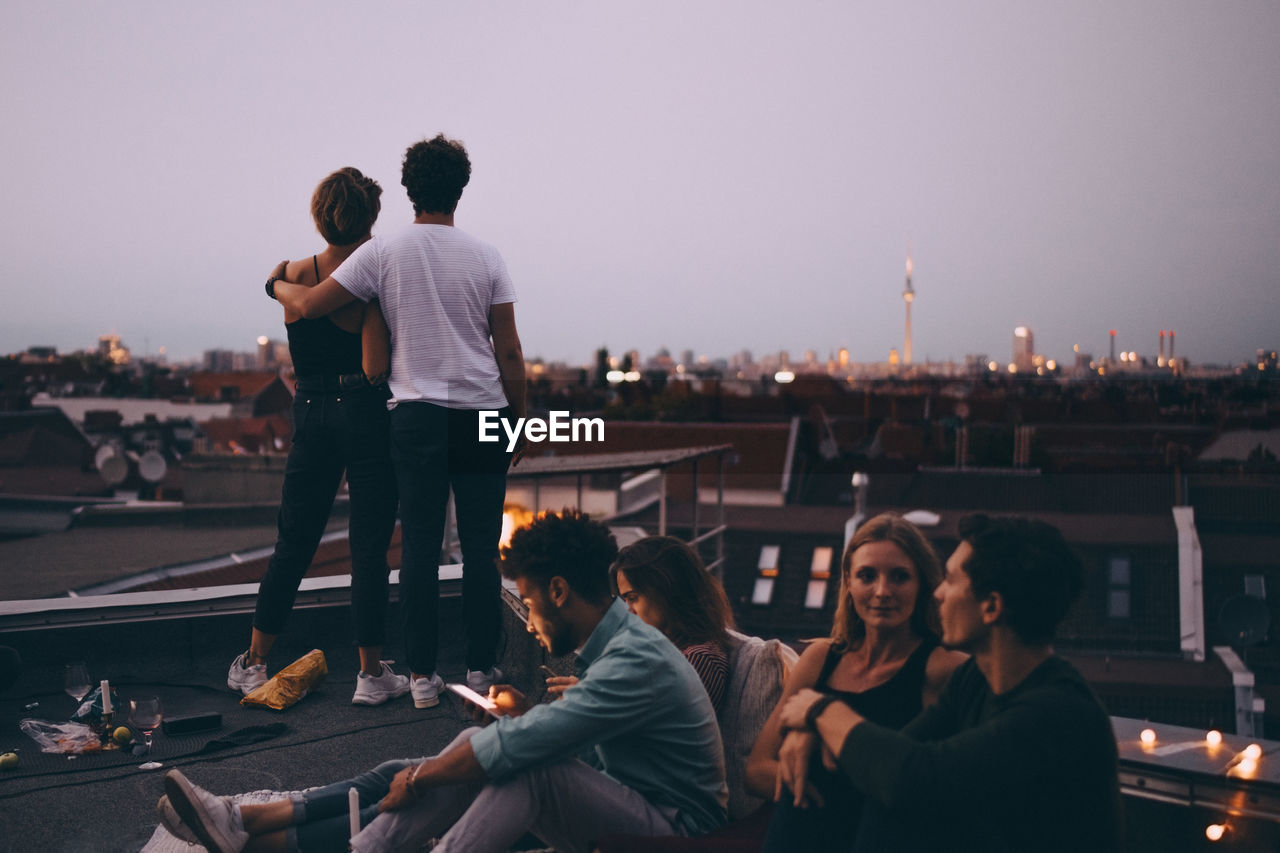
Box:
[163,769,250,853]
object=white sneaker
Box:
[163,770,249,853]
[411,672,445,709]
[352,661,411,706]
[156,794,199,844]
[227,652,267,696]
[466,667,502,695]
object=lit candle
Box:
[1243,744,1262,760]
[348,787,359,839]
[100,680,112,715]
[1206,730,1222,747]
[1205,824,1225,842]
[1139,728,1156,746]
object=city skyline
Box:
[3,2,1278,366]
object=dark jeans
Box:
[390,402,511,674]
[762,772,862,853]
[291,757,417,852]
[254,382,398,647]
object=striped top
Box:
[683,641,729,713]
[334,224,517,410]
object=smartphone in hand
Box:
[447,683,499,716]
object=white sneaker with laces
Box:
[163,770,249,853]
[466,667,502,695]
[411,672,445,709]
[352,661,411,706]
[156,794,199,844]
[226,652,267,696]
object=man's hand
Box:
[379,763,425,813]
[510,433,528,467]
[774,729,825,809]
[779,688,825,731]
[544,675,578,698]
[490,684,531,716]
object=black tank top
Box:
[285,255,363,377]
[816,635,939,729]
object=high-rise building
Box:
[902,253,915,365]
[97,334,130,365]
[1013,326,1034,373]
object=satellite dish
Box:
[95,444,128,486]
[138,450,167,483]
[98,454,128,486]
[1219,595,1270,647]
[94,445,118,471]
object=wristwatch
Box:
[265,261,289,300]
[804,695,839,730]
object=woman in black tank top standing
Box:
[228,168,408,707]
[746,513,967,851]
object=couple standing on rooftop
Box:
[228,134,527,708]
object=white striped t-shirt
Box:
[334,224,518,410]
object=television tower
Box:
[903,252,915,365]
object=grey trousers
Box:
[350,727,683,853]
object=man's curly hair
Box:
[500,510,618,605]
[401,134,471,215]
[311,167,381,246]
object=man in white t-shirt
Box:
[273,135,526,709]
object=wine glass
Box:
[129,697,163,769]
[64,663,91,705]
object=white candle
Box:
[100,680,112,714]
[348,787,360,839]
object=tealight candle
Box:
[1206,730,1222,747]
[1139,728,1156,746]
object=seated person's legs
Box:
[428,758,680,853]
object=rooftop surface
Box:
[0,592,555,853]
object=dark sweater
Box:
[839,655,1122,853]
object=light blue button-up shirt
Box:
[470,598,728,835]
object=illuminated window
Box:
[1108,556,1131,620]
[752,545,780,605]
[805,546,834,610]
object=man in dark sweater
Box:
[779,514,1122,853]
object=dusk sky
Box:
[3,1,1278,367]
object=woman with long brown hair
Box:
[608,536,736,710]
[745,513,966,850]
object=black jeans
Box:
[254,382,398,647]
[390,402,512,674]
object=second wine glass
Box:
[128,696,163,755]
